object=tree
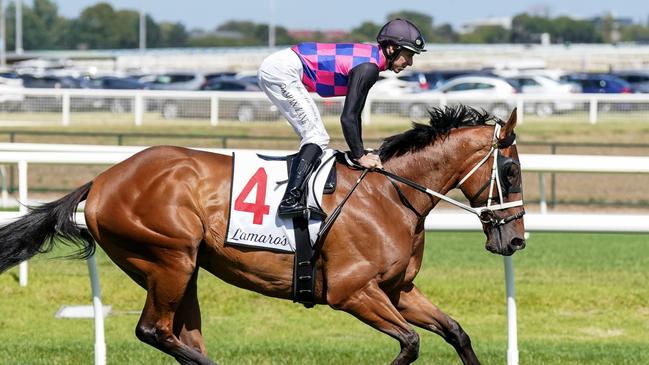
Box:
[5,0,69,50]
[144,15,163,48]
[512,13,602,44]
[553,16,601,43]
[620,24,649,43]
[385,10,434,43]
[273,26,295,45]
[159,22,189,47]
[112,10,139,48]
[432,23,459,43]
[511,13,554,43]
[71,3,119,49]
[217,20,258,40]
[460,25,509,43]
[349,21,381,42]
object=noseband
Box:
[376,123,525,227]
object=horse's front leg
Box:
[328,279,420,365]
[396,284,481,365]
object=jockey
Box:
[258,18,426,218]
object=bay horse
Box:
[0,105,525,365]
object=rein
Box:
[316,123,524,244]
[316,168,369,242]
[377,123,525,227]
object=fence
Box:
[2,88,649,126]
[1,143,648,365]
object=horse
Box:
[0,105,526,365]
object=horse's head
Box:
[458,108,526,256]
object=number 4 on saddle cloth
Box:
[226,149,337,253]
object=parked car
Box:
[559,73,634,93]
[19,74,81,88]
[200,77,260,92]
[80,76,145,90]
[160,77,279,122]
[77,76,145,112]
[372,71,428,96]
[17,74,82,112]
[370,71,428,115]
[560,73,637,111]
[422,69,484,89]
[610,70,649,93]
[233,70,260,86]
[506,75,579,116]
[405,76,517,119]
[143,73,206,91]
[205,71,237,82]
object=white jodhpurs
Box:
[258,48,329,150]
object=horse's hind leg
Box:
[397,284,480,365]
[173,270,207,355]
[329,280,420,365]
[136,264,217,365]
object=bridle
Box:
[376,123,525,227]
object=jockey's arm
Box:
[340,62,380,160]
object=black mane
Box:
[379,105,500,161]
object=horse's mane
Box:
[379,105,500,161]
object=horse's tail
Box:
[0,181,95,274]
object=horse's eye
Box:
[506,165,521,191]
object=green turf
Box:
[1,232,648,364]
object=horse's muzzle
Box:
[485,229,526,256]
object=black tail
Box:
[0,181,95,274]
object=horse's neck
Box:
[383,128,487,214]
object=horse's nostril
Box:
[511,237,526,248]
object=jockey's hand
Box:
[357,152,383,170]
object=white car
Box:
[0,76,25,111]
[371,71,428,96]
[507,75,579,116]
[405,75,516,119]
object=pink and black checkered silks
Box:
[291,43,387,97]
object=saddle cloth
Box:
[225,149,336,252]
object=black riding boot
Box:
[278,143,323,218]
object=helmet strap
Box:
[383,44,402,71]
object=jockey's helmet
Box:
[377,18,426,54]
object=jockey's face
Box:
[387,46,415,73]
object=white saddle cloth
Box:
[225,149,336,252]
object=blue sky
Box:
[38,0,649,31]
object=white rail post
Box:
[87,255,106,365]
[0,164,8,207]
[363,98,371,125]
[134,93,144,126]
[516,97,524,125]
[210,95,219,126]
[18,160,28,286]
[62,92,71,126]
[539,172,547,214]
[589,98,598,125]
[504,256,519,365]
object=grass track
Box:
[1,232,648,364]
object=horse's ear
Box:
[499,108,517,140]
